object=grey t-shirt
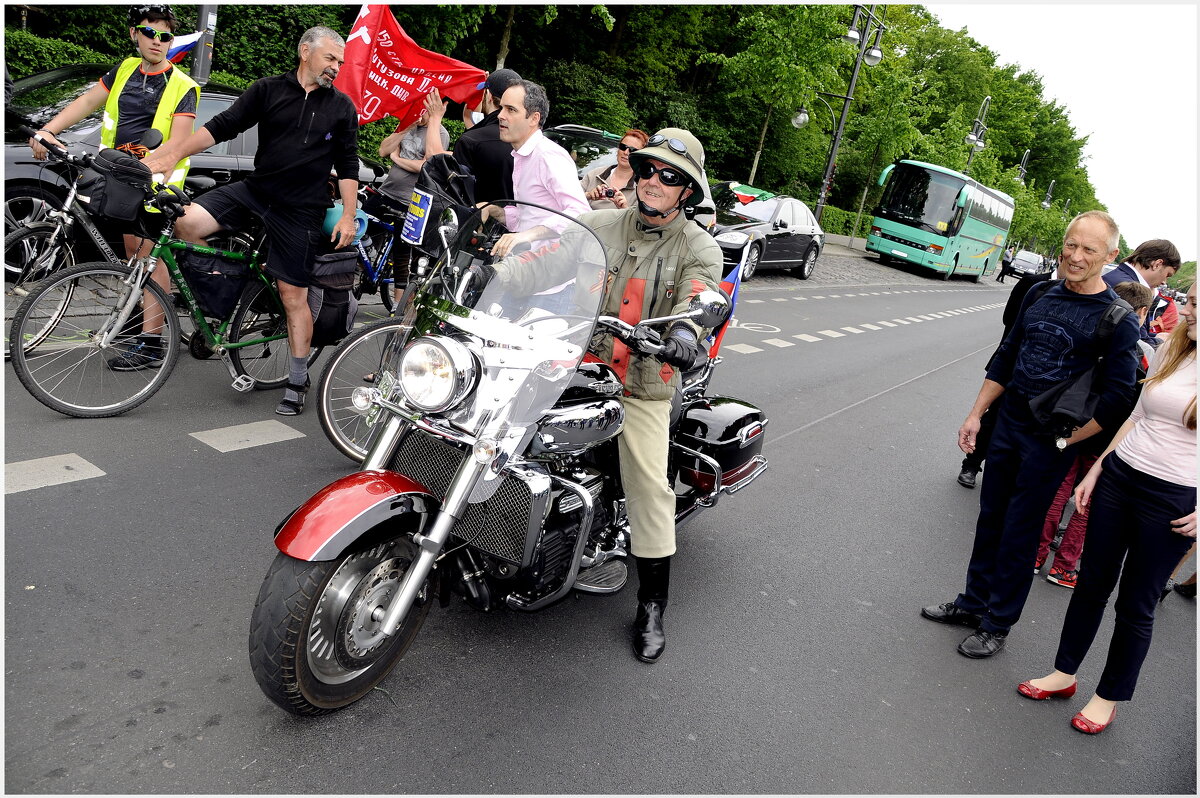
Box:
[378,122,450,204]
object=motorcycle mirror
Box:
[140,129,164,151]
[688,290,730,329]
[437,208,459,252]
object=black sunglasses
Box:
[617,142,639,152]
[646,134,703,172]
[135,25,175,42]
[635,160,686,187]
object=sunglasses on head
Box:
[646,134,703,172]
[617,142,639,152]
[135,25,175,43]
[634,160,687,187]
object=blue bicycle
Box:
[351,200,403,314]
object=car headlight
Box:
[714,231,750,248]
[399,335,477,412]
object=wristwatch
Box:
[1055,437,1068,451]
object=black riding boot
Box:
[632,556,671,663]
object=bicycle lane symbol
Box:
[726,317,782,334]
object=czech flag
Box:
[167,31,204,64]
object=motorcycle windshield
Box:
[384,200,608,480]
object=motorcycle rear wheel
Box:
[248,537,433,716]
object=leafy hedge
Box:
[5,28,110,79]
[819,206,873,238]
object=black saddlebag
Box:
[674,396,767,494]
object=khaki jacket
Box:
[583,208,722,401]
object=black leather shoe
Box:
[921,601,981,628]
[632,600,667,663]
[958,629,1007,658]
[957,467,978,489]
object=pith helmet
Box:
[628,127,707,207]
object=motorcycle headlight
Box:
[715,231,750,248]
[398,335,477,412]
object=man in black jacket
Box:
[923,210,1140,659]
[422,68,522,203]
[145,26,360,416]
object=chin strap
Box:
[636,198,685,219]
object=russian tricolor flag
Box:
[167,31,204,64]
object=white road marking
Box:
[817,329,845,338]
[725,343,763,354]
[859,323,881,330]
[190,420,306,453]
[794,334,823,342]
[840,326,865,334]
[892,319,911,324]
[877,321,897,327]
[6,454,106,494]
[762,338,795,348]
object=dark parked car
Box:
[5,64,382,240]
[709,182,823,279]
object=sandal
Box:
[275,378,310,416]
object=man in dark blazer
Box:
[1102,239,1180,348]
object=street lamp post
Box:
[814,3,885,223]
[1062,197,1071,218]
[1016,149,1030,184]
[1041,179,1056,210]
[963,95,990,175]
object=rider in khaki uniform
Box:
[498,129,721,662]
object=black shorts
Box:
[93,205,168,248]
[193,181,324,288]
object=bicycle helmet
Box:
[323,204,369,243]
[627,127,708,214]
[128,4,176,27]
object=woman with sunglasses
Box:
[580,129,649,210]
[27,4,199,370]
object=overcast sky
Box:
[924,3,1198,261]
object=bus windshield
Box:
[875,164,965,236]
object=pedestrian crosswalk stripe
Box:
[840,326,865,334]
[5,454,106,494]
[794,333,823,342]
[725,343,763,353]
[762,338,795,348]
[190,420,306,453]
[817,329,845,338]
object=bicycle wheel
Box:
[352,255,394,314]
[317,318,407,461]
[5,224,78,351]
[226,279,321,390]
[10,262,181,417]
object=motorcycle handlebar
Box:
[598,316,664,356]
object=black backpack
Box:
[307,248,358,347]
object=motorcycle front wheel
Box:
[248,536,434,716]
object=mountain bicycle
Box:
[350,189,406,313]
[9,132,320,418]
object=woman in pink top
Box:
[1015,282,1197,735]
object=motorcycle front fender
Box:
[274,470,439,561]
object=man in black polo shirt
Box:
[423,68,522,202]
[146,26,360,416]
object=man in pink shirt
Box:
[488,80,589,257]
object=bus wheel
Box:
[942,256,957,281]
[972,260,985,283]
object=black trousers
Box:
[961,404,999,472]
[1054,452,1196,701]
[955,393,1078,634]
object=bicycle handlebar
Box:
[20,125,90,167]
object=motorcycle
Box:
[249,201,769,715]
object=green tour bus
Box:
[866,159,1014,281]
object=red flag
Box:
[337,4,487,128]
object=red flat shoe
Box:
[1071,706,1117,734]
[1017,679,1077,700]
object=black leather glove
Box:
[459,262,496,306]
[658,326,703,370]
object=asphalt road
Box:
[4,247,1195,793]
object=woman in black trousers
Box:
[1016,282,1197,734]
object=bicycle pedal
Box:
[230,374,256,392]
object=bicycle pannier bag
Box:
[180,250,251,319]
[308,248,359,347]
[76,148,152,222]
